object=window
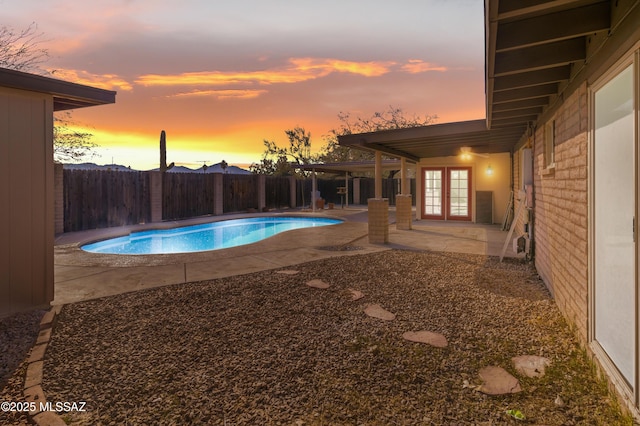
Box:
[544,120,555,168]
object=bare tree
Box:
[1,23,97,163]
[53,112,98,163]
[0,22,50,74]
[320,106,438,164]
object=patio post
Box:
[345,171,349,208]
[396,157,412,230]
[312,168,317,212]
[375,150,382,198]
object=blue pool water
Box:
[81,216,343,255]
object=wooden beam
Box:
[492,97,550,112]
[494,38,586,75]
[493,65,571,91]
[493,83,558,103]
[497,2,611,51]
[361,142,420,162]
[497,0,583,20]
[492,107,543,120]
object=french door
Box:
[422,167,471,221]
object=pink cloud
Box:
[51,68,133,91]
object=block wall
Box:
[533,82,589,342]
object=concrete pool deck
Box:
[54,206,517,305]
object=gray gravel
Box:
[2,250,631,425]
[0,308,45,426]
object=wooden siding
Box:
[0,88,54,316]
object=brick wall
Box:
[368,198,389,243]
[534,82,589,342]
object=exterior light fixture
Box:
[460,146,472,161]
[486,164,493,175]
[460,146,489,160]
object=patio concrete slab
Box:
[54,207,519,305]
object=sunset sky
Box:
[3,0,485,170]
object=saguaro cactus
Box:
[160,130,167,173]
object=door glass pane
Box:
[594,64,635,387]
[449,169,468,217]
[424,170,442,215]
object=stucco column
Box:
[375,150,382,199]
[353,178,360,205]
[400,157,408,195]
[149,170,163,222]
[213,173,224,215]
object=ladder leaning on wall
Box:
[500,190,527,262]
[501,190,514,231]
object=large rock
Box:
[306,279,330,289]
[364,304,396,321]
[512,355,551,378]
[402,331,448,348]
[477,366,522,395]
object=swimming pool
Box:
[81,216,343,255]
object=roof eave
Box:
[0,67,116,111]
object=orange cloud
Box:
[289,58,394,77]
[401,59,448,74]
[51,68,133,91]
[168,89,268,100]
[136,57,395,87]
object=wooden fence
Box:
[61,170,416,232]
[63,169,150,232]
[163,172,216,220]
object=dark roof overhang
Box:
[485,0,638,131]
[338,119,527,160]
[0,67,116,111]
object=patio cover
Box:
[337,119,525,161]
[295,159,407,174]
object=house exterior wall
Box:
[533,83,589,341]
[416,152,511,224]
[0,87,54,317]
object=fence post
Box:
[258,174,266,211]
[149,171,163,222]
[353,178,360,205]
[213,173,224,215]
[289,176,297,208]
[54,163,64,234]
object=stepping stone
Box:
[306,279,330,289]
[364,304,396,321]
[512,355,551,378]
[348,289,364,301]
[477,366,522,395]
[276,270,299,275]
[402,331,448,348]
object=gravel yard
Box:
[1,250,633,425]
